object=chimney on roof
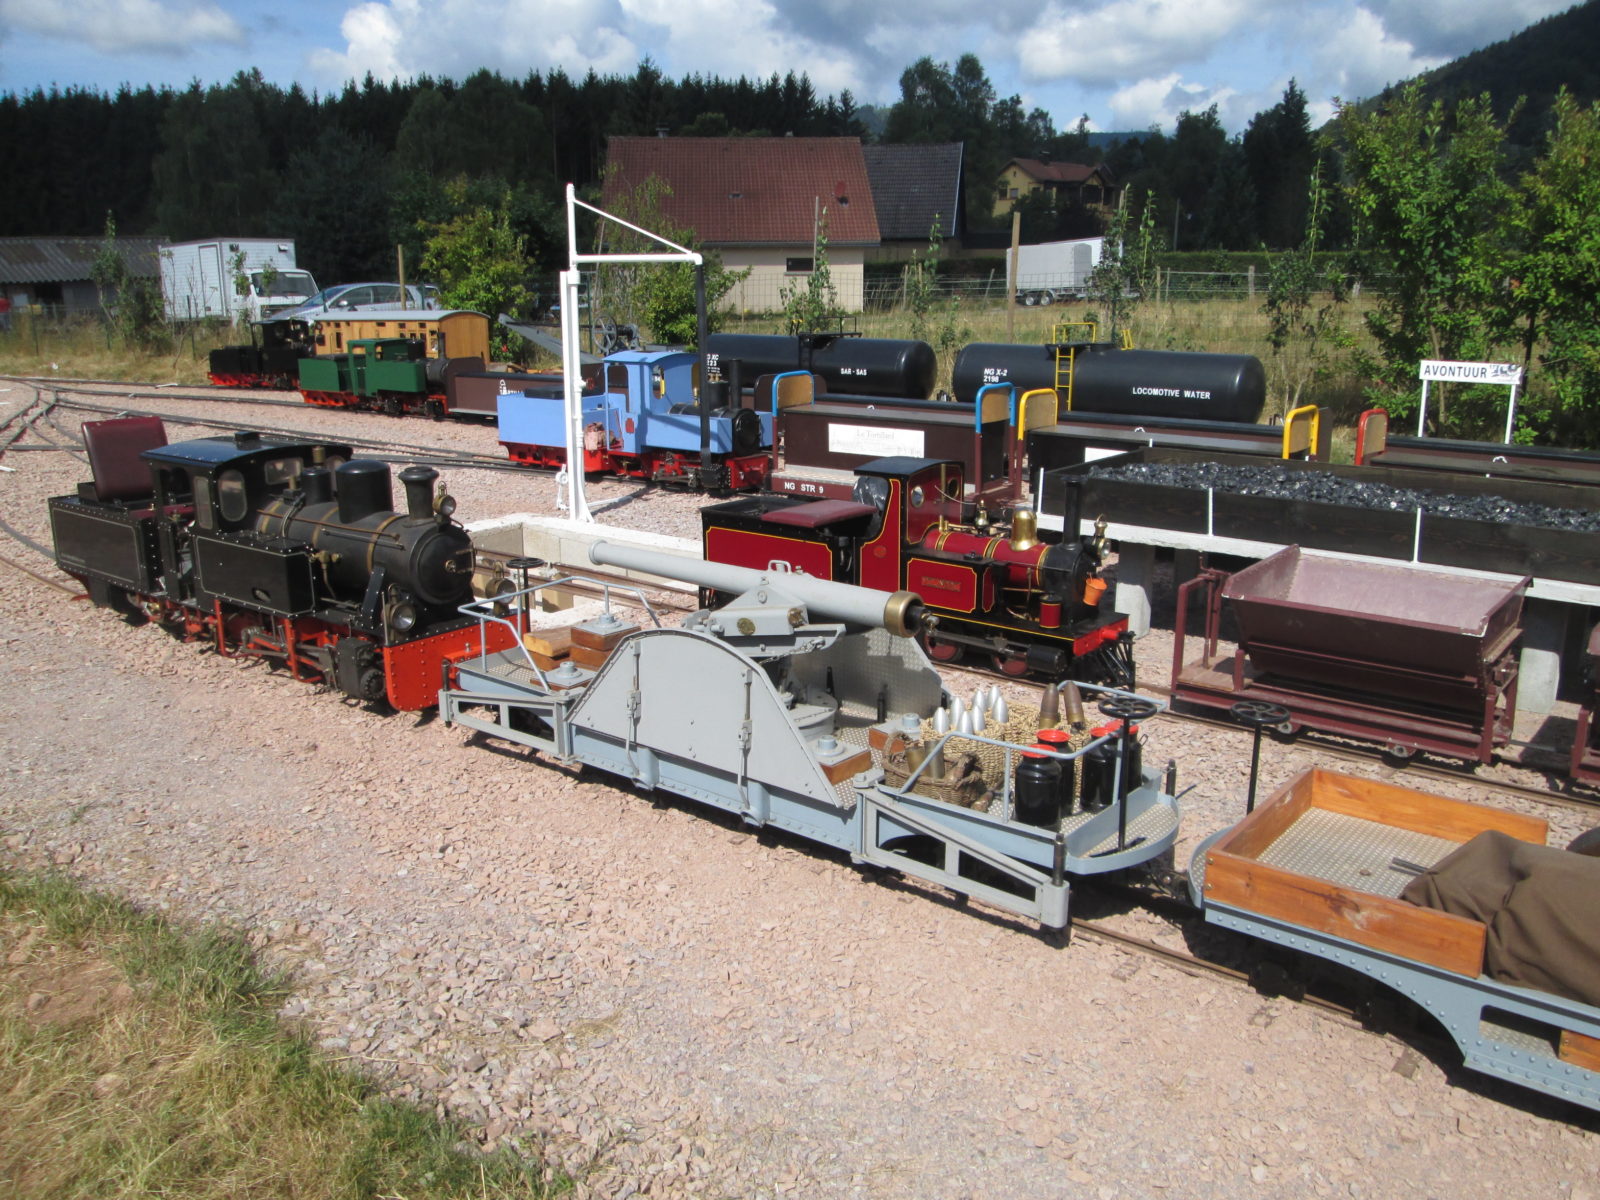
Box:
[656,125,669,138]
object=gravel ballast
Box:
[2,381,1598,1200]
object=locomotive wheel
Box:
[382,394,402,417]
[108,586,149,626]
[920,631,962,663]
[990,652,1029,677]
[424,399,444,421]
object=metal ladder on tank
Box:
[1050,321,1131,413]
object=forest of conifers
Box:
[0,51,1336,285]
[2,0,1595,288]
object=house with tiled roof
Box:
[603,136,881,313]
[992,158,1117,219]
[860,142,965,258]
[0,235,162,313]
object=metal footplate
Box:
[855,792,1070,930]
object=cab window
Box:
[217,469,249,523]
[263,457,302,489]
[192,476,216,529]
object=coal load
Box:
[1094,461,1600,533]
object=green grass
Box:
[0,867,566,1200]
[0,311,231,386]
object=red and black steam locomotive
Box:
[699,456,1131,682]
[47,417,514,710]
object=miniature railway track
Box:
[46,396,529,473]
[0,374,308,410]
[1067,914,1367,1026]
[1140,686,1600,816]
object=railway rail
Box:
[1144,684,1600,817]
[43,397,527,473]
[0,374,306,410]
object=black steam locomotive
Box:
[47,417,513,709]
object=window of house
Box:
[786,257,815,274]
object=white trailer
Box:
[159,238,318,323]
[1007,236,1104,306]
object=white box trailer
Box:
[159,238,318,323]
[1006,236,1103,306]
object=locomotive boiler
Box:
[699,456,1131,682]
[48,416,513,709]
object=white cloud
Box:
[1107,72,1239,130]
[1018,0,1253,87]
[0,0,243,53]
[308,1,407,81]
[618,0,871,99]
[1307,5,1445,106]
[310,0,652,86]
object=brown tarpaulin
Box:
[1401,830,1600,1007]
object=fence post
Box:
[1247,265,1255,299]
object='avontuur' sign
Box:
[1418,360,1524,385]
[1415,360,1525,442]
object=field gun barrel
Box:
[588,541,926,638]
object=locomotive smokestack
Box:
[398,465,439,521]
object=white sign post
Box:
[1416,359,1525,443]
[559,183,703,522]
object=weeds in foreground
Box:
[0,867,565,1200]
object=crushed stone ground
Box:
[2,381,1597,1199]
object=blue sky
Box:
[0,0,1578,133]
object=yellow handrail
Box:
[1017,388,1060,439]
[1282,404,1321,459]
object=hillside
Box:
[1400,0,1600,146]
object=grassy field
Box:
[0,293,1377,429]
[723,294,1376,424]
[0,867,564,1200]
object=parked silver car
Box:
[275,282,440,321]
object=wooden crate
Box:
[1201,768,1548,977]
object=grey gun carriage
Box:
[438,542,1183,930]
